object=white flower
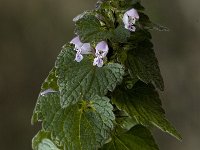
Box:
[93,41,109,67]
[70,36,92,62]
[123,8,139,32]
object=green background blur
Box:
[0,0,200,149]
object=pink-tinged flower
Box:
[123,8,139,32]
[93,57,104,67]
[70,36,92,62]
[93,41,109,67]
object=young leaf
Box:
[75,14,111,43]
[32,131,60,150]
[33,93,115,150]
[101,125,159,150]
[112,81,182,140]
[55,44,124,108]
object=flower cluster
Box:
[71,8,139,67]
[71,36,109,67]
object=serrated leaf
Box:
[32,131,60,150]
[73,11,94,22]
[55,45,124,108]
[112,81,182,140]
[34,93,115,150]
[75,14,111,42]
[145,23,169,31]
[101,125,159,150]
[32,67,59,124]
[138,13,169,32]
[127,33,164,91]
[41,68,59,91]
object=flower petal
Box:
[93,57,104,67]
[81,43,92,54]
[128,25,136,32]
[75,52,83,62]
[126,8,139,20]
[95,41,109,58]
[70,36,83,48]
[124,24,129,30]
[95,41,109,52]
[123,13,129,26]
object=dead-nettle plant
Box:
[31,0,181,149]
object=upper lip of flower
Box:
[70,36,92,62]
[70,36,92,54]
[70,36,83,48]
[125,8,139,20]
[95,41,109,58]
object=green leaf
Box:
[55,44,124,108]
[32,131,60,150]
[41,68,59,91]
[145,23,169,31]
[32,67,59,124]
[138,13,169,32]
[126,33,164,91]
[101,125,159,150]
[114,108,138,131]
[75,14,111,43]
[34,93,115,150]
[111,25,131,43]
[73,11,94,22]
[112,82,182,140]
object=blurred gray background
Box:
[0,0,199,149]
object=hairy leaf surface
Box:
[33,93,115,150]
[55,45,124,108]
